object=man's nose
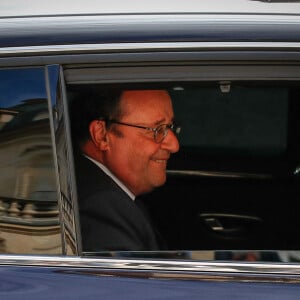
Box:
[161,129,180,153]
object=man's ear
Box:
[89,120,109,150]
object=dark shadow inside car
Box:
[68,82,300,252]
[140,83,300,251]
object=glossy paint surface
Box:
[1,14,300,49]
[1,265,300,300]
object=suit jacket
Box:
[74,155,160,251]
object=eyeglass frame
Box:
[103,119,181,143]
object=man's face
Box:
[104,90,179,196]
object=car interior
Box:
[142,81,300,251]
[67,80,300,253]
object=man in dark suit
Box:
[71,88,180,251]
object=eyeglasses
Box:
[107,119,181,143]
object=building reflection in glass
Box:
[0,68,62,254]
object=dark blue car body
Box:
[1,0,300,298]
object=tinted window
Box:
[0,68,62,254]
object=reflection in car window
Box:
[0,68,62,254]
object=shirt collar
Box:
[83,154,136,201]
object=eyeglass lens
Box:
[155,124,180,143]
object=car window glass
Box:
[0,68,62,254]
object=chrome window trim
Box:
[1,42,300,57]
[45,65,80,255]
[59,65,82,255]
[1,51,300,69]
[1,255,300,282]
[45,65,66,254]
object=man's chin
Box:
[153,175,167,188]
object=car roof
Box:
[1,0,300,17]
[1,0,300,50]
